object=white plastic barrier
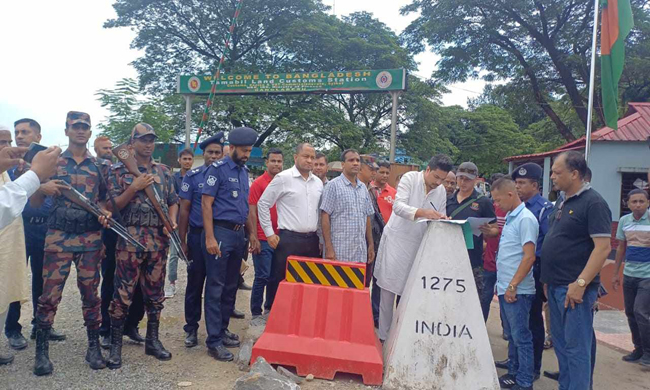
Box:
[382,221,499,390]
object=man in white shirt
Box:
[374,154,453,341]
[257,143,323,310]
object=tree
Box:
[401,0,650,142]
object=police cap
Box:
[228,127,257,146]
[199,131,226,151]
[132,123,158,140]
[512,162,543,181]
[66,111,91,127]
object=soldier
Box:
[106,123,178,369]
[201,127,257,362]
[31,112,110,376]
[178,133,224,347]
[93,136,145,349]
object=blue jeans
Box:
[548,284,598,390]
[250,240,273,316]
[499,294,535,388]
[480,270,497,322]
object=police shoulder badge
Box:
[207,175,217,186]
[181,182,190,192]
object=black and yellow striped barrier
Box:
[285,256,366,290]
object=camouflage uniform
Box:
[35,149,109,330]
[108,160,178,322]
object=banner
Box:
[177,69,407,95]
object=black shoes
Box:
[225,329,240,341]
[7,332,28,350]
[543,370,560,381]
[185,330,198,348]
[85,327,106,370]
[124,327,145,343]
[495,358,510,369]
[640,353,650,370]
[231,309,246,319]
[33,328,53,376]
[622,348,644,362]
[144,321,171,361]
[0,353,14,365]
[30,327,66,341]
[222,337,241,348]
[208,345,234,361]
[498,373,516,389]
[107,321,124,370]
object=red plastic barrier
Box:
[251,256,383,385]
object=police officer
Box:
[106,123,179,369]
[93,137,145,349]
[32,112,110,376]
[201,127,257,361]
[495,162,553,381]
[178,132,224,348]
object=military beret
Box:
[199,131,226,151]
[512,162,543,181]
[66,111,91,127]
[228,127,257,146]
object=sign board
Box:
[177,69,407,95]
[382,222,499,390]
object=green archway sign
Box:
[177,69,406,161]
[177,69,406,95]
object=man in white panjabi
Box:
[374,154,454,341]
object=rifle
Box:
[57,181,146,251]
[112,143,191,265]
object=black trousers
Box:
[184,228,207,333]
[623,275,650,352]
[530,260,546,375]
[5,234,45,335]
[99,229,144,336]
[366,262,381,324]
[266,230,320,309]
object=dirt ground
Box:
[1,258,649,389]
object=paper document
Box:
[466,217,496,237]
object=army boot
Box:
[85,327,106,370]
[107,321,124,369]
[33,327,53,376]
[144,320,172,361]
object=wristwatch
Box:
[507,284,517,292]
[576,278,587,288]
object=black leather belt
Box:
[189,226,204,234]
[279,229,317,238]
[214,220,244,231]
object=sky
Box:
[0,0,486,148]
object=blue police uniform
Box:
[179,165,210,334]
[513,162,553,376]
[5,168,52,338]
[201,155,250,349]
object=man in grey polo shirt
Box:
[541,151,612,389]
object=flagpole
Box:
[585,0,600,165]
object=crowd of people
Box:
[0,116,648,390]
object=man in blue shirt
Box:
[5,118,66,352]
[491,177,539,390]
[201,127,258,362]
[178,133,224,348]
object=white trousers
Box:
[378,289,397,341]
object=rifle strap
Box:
[94,160,125,226]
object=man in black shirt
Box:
[541,151,611,390]
[446,162,496,298]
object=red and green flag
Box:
[600,0,634,129]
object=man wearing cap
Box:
[106,123,179,369]
[201,127,258,362]
[495,162,552,380]
[446,162,496,299]
[178,133,224,348]
[321,149,375,263]
[31,112,111,375]
[95,136,145,350]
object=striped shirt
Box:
[617,210,650,278]
[320,175,374,263]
